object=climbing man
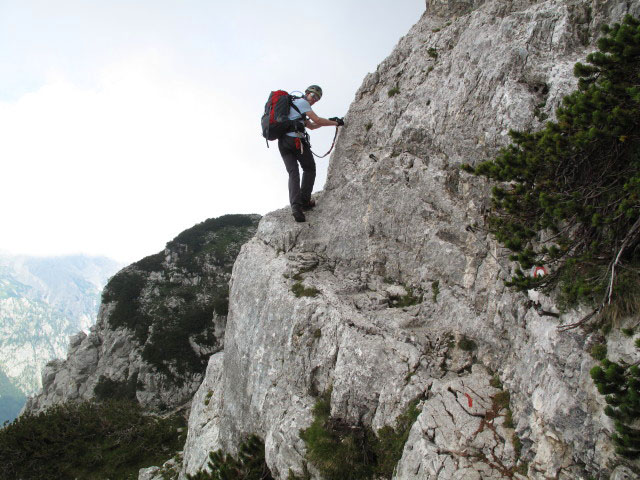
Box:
[278,85,344,222]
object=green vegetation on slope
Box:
[101,214,259,380]
[463,15,640,321]
[300,391,377,480]
[181,394,422,480]
[166,214,259,270]
[591,338,640,459]
[299,390,421,480]
[0,400,185,480]
[93,373,139,402]
[187,435,273,480]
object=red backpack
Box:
[261,90,304,145]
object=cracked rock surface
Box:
[396,365,518,479]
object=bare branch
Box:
[607,215,640,305]
[557,307,601,332]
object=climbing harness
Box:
[290,127,338,158]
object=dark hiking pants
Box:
[278,135,316,209]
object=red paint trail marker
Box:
[464,393,473,408]
[532,265,548,278]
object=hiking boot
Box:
[292,206,306,223]
[302,199,316,211]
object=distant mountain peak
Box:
[0,253,121,422]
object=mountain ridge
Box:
[0,253,120,421]
[25,214,261,413]
[15,1,640,479]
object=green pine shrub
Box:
[431,280,440,303]
[462,15,640,318]
[291,282,320,298]
[590,343,608,361]
[512,434,523,459]
[374,399,421,478]
[388,86,400,97]
[488,388,519,458]
[187,435,273,480]
[0,400,185,480]
[516,460,529,476]
[134,252,165,272]
[590,344,640,458]
[490,374,503,389]
[142,303,217,378]
[493,390,510,410]
[102,270,147,334]
[167,214,259,270]
[299,391,422,480]
[300,391,377,480]
[533,101,548,122]
[94,373,139,402]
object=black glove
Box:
[329,117,345,127]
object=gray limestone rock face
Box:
[180,1,640,479]
[181,352,225,477]
[138,454,182,480]
[138,466,162,480]
[426,0,491,18]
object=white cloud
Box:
[1,50,286,263]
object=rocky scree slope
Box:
[25,214,260,413]
[180,1,640,480]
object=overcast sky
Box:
[1,1,425,264]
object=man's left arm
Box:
[306,110,339,128]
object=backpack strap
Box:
[290,96,303,116]
[289,96,306,132]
